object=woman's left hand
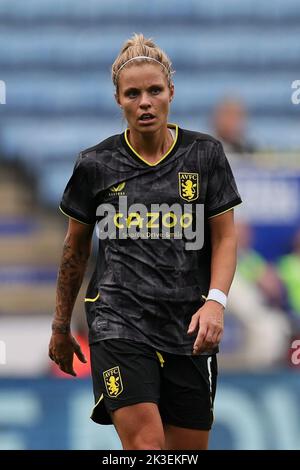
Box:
[187,301,224,354]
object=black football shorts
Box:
[90,338,217,430]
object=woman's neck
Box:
[127,125,173,164]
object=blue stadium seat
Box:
[1,28,300,67]
[1,0,300,205]
[2,71,295,117]
[1,118,124,160]
[0,0,299,21]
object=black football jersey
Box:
[60,124,241,355]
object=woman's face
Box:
[116,63,174,134]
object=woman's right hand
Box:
[48,332,87,377]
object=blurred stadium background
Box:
[0,0,300,450]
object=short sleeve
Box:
[59,156,96,225]
[206,141,242,218]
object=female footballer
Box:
[49,33,241,450]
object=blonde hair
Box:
[112,33,174,91]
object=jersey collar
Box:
[120,123,182,167]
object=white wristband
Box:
[206,289,227,308]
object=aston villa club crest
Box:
[178,172,199,202]
[103,366,123,397]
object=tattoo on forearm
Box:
[53,234,89,328]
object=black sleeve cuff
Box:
[59,204,95,225]
[207,197,242,219]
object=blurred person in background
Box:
[218,221,290,370]
[278,228,300,326]
[212,98,255,156]
[236,221,285,309]
[48,33,241,450]
[222,271,291,370]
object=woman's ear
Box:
[169,83,175,102]
[115,92,121,107]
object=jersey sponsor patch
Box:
[178,172,199,202]
[103,366,123,397]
